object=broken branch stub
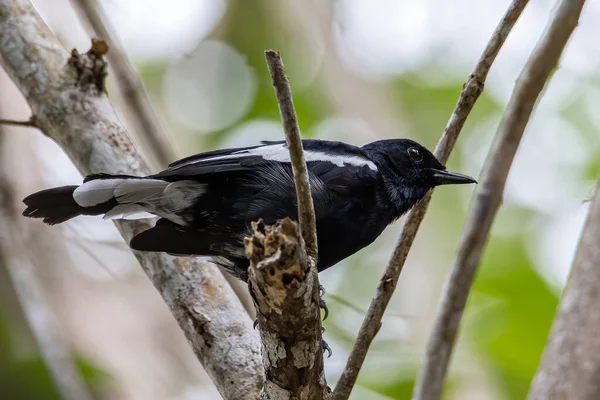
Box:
[246,218,329,400]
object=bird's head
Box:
[363,139,476,214]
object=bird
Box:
[22,138,476,281]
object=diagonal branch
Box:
[245,50,327,399]
[70,0,175,170]
[332,1,530,398]
[413,0,587,398]
[0,1,263,398]
[70,0,255,316]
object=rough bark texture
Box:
[413,0,586,399]
[332,1,531,398]
[0,1,263,398]
[246,219,329,400]
[527,167,600,397]
[70,0,174,170]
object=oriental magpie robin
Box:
[22,139,475,281]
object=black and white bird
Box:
[22,139,475,281]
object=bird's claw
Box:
[322,339,332,358]
[319,285,329,321]
[253,318,259,329]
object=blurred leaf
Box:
[559,93,600,182]
[468,235,559,399]
[0,311,111,399]
[360,373,415,400]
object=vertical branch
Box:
[244,50,327,399]
[70,0,175,170]
[413,0,586,399]
[332,1,530,399]
[264,50,318,262]
[527,175,600,400]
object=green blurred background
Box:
[1,0,599,398]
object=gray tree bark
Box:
[0,1,263,398]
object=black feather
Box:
[22,185,116,225]
[22,139,476,279]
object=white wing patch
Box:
[73,179,126,207]
[73,178,207,225]
[103,205,156,220]
[114,179,168,203]
[175,143,378,171]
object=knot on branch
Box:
[245,218,309,313]
[68,38,109,94]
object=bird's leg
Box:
[319,288,333,357]
[319,284,329,321]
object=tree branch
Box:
[413,0,586,398]
[264,50,318,262]
[527,165,600,400]
[70,0,175,170]
[332,1,530,398]
[70,0,256,316]
[246,219,328,399]
[245,50,327,399]
[0,1,263,398]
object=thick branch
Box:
[264,50,318,261]
[527,173,600,399]
[0,1,263,398]
[70,0,255,315]
[70,0,175,169]
[246,219,328,399]
[332,1,530,398]
[249,50,327,399]
[413,0,586,398]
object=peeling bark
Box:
[246,219,329,400]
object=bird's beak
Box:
[431,169,477,186]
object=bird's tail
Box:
[22,173,160,225]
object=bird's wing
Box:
[153,140,378,179]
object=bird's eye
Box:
[407,147,423,163]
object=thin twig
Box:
[527,146,600,399]
[70,0,175,169]
[332,1,530,399]
[254,49,327,399]
[0,117,37,128]
[264,49,318,262]
[414,0,586,398]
